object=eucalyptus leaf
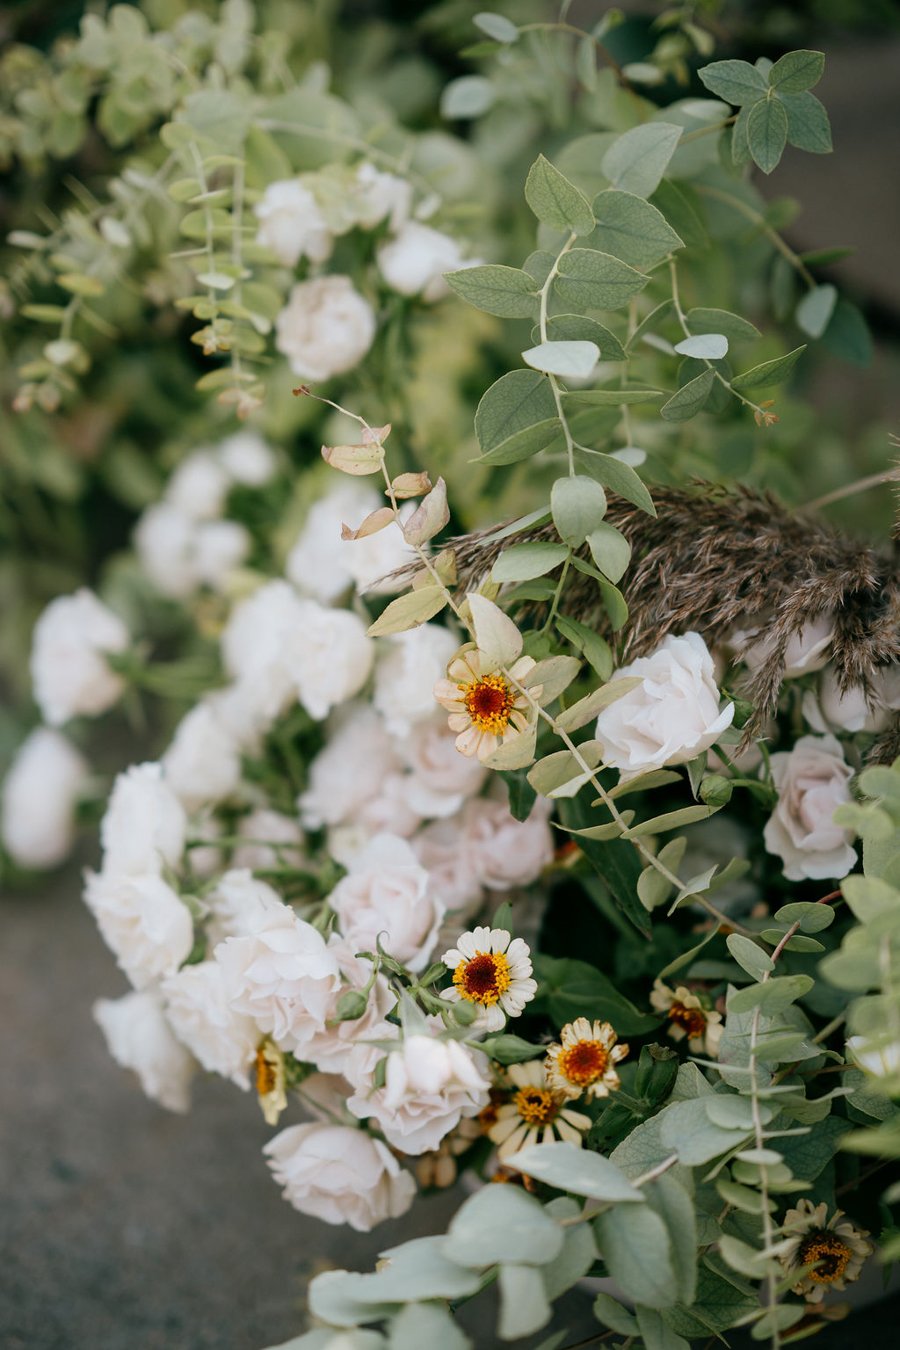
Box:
[492,541,569,582]
[555,248,649,310]
[551,475,608,545]
[506,1142,644,1201]
[444,1184,564,1268]
[601,123,683,199]
[660,369,715,420]
[445,264,538,318]
[594,1205,679,1309]
[525,154,595,236]
[590,189,684,267]
[731,345,806,391]
[522,340,600,378]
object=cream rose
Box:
[165,450,230,521]
[287,600,374,721]
[594,632,734,780]
[162,960,258,1088]
[347,1032,490,1154]
[162,699,243,810]
[373,624,459,736]
[377,221,470,302]
[264,1123,415,1231]
[1,727,88,870]
[298,705,398,830]
[232,808,306,872]
[216,430,277,486]
[220,581,307,733]
[206,868,286,945]
[275,275,375,382]
[411,817,484,916]
[461,794,555,891]
[254,178,333,266]
[328,833,445,972]
[803,664,900,735]
[134,503,200,600]
[354,162,412,230]
[285,482,382,605]
[100,762,187,877]
[400,716,488,818]
[84,870,194,990]
[30,588,129,726]
[94,990,196,1113]
[763,733,857,881]
[734,615,834,679]
[215,905,340,1054]
[302,939,396,1078]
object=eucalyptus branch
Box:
[669,258,771,422]
[694,184,816,289]
[539,231,579,475]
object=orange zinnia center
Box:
[797,1233,852,1284]
[514,1087,560,1127]
[462,675,515,735]
[454,950,511,1005]
[255,1047,277,1096]
[669,1002,708,1039]
[558,1039,610,1087]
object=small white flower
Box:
[650,981,723,1057]
[489,1061,591,1160]
[778,1198,873,1303]
[94,989,196,1113]
[348,1032,490,1155]
[31,589,129,726]
[735,615,834,679]
[434,648,537,762]
[84,870,194,990]
[764,733,857,882]
[232,808,306,872]
[215,905,340,1056]
[441,925,537,1033]
[354,161,413,231]
[162,699,243,811]
[217,430,277,486]
[298,705,399,830]
[264,1123,415,1231]
[206,868,287,945]
[373,624,459,736]
[287,599,374,721]
[1,728,88,870]
[545,1018,629,1101]
[162,960,258,1088]
[285,482,383,605]
[377,221,471,302]
[275,275,375,382]
[254,179,333,267]
[166,450,230,521]
[100,762,187,877]
[594,632,734,780]
[329,833,446,973]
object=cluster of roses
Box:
[256,159,478,385]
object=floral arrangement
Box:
[4,6,900,1350]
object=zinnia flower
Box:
[545,1017,629,1100]
[650,981,723,1056]
[440,925,536,1032]
[434,647,537,762]
[778,1199,872,1303]
[488,1061,591,1160]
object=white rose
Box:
[94,990,196,1113]
[461,794,554,891]
[217,430,277,486]
[193,519,252,590]
[215,905,340,1055]
[342,503,417,595]
[328,833,445,972]
[286,482,382,605]
[165,450,230,521]
[162,960,258,1088]
[347,1033,490,1155]
[400,716,487,818]
[287,599,374,721]
[803,664,900,735]
[162,700,242,810]
[206,868,287,945]
[303,939,396,1078]
[254,178,333,266]
[373,624,459,735]
[763,733,857,882]
[221,581,307,731]
[351,771,424,841]
[100,762,187,876]
[186,809,223,879]
[411,817,484,916]
[354,162,413,230]
[84,869,194,989]
[31,588,128,726]
[734,615,834,679]
[275,276,375,382]
[1,727,88,869]
[233,808,306,872]
[298,705,398,830]
[134,502,199,600]
[377,221,470,302]
[595,632,734,780]
[264,1123,415,1231]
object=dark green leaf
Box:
[660,368,715,421]
[526,154,595,236]
[534,955,659,1033]
[590,190,684,268]
[731,344,806,391]
[546,314,627,361]
[768,49,825,94]
[782,91,832,153]
[445,264,538,318]
[474,369,559,464]
[698,59,768,106]
[555,248,649,311]
[747,96,788,174]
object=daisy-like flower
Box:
[545,1018,629,1101]
[650,980,723,1057]
[254,1038,287,1126]
[778,1199,873,1303]
[488,1061,592,1160]
[440,926,537,1032]
[434,646,537,762]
